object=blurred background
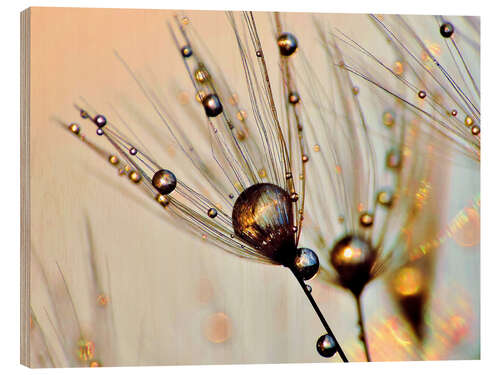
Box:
[27,8,479,366]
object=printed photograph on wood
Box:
[21,7,480,367]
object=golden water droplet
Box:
[386,149,402,169]
[352,86,359,95]
[359,212,374,227]
[204,312,232,343]
[237,110,247,121]
[89,361,101,367]
[195,90,207,103]
[471,125,480,136]
[258,168,267,178]
[207,207,218,218]
[393,61,404,75]
[392,267,423,297]
[156,194,170,207]
[313,144,321,152]
[128,170,142,183]
[229,93,239,105]
[97,294,109,306]
[194,66,211,84]
[236,129,247,141]
[377,190,393,207]
[69,123,80,135]
[465,116,474,127]
[108,155,119,165]
[181,16,190,25]
[383,111,395,127]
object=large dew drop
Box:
[232,183,296,264]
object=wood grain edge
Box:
[20,7,31,368]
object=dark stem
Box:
[355,294,371,362]
[290,268,349,363]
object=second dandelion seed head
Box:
[330,235,377,296]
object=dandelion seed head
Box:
[330,236,376,295]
